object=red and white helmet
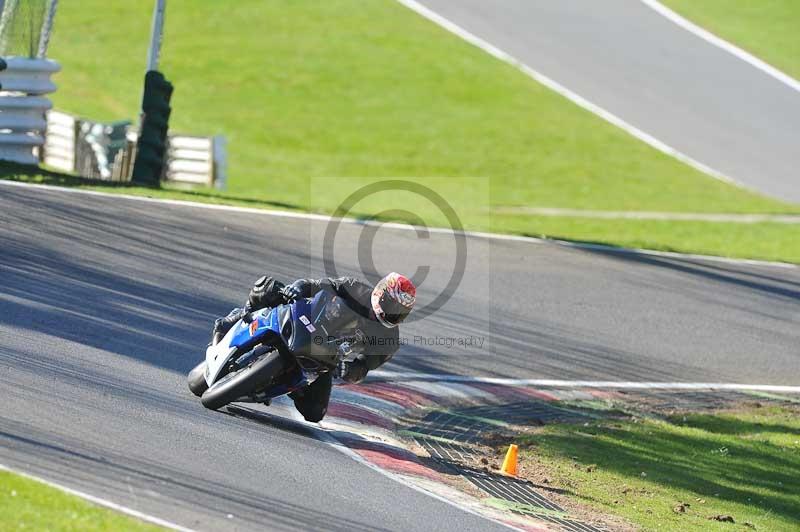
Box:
[371,272,416,328]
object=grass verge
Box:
[48,0,800,218]
[0,469,162,531]
[661,0,800,80]
[38,1,800,263]
[516,405,800,531]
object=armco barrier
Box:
[165,134,226,189]
[40,108,227,189]
[0,57,60,165]
[42,109,75,172]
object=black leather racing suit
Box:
[212,276,401,422]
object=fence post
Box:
[213,135,227,190]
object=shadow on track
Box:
[581,246,800,303]
[0,187,312,377]
[0,418,388,532]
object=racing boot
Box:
[289,372,333,422]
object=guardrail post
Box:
[212,135,227,190]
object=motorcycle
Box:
[187,287,358,410]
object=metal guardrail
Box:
[40,109,227,189]
[0,56,226,189]
[42,109,74,171]
[165,134,227,189]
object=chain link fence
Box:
[0,0,57,58]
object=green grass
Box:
[0,470,162,531]
[518,405,800,531]
[662,0,800,80]
[494,215,800,264]
[35,0,800,262]
[46,0,797,215]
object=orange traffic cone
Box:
[501,444,518,476]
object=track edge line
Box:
[641,0,800,93]
[368,372,800,393]
[393,0,759,193]
[2,179,795,270]
[0,463,196,532]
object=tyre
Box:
[201,349,284,410]
[187,361,209,397]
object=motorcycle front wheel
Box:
[201,349,284,410]
[187,361,209,397]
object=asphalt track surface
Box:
[413,0,800,203]
[1,185,799,530]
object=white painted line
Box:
[0,464,195,532]
[0,178,334,222]
[641,0,800,94]
[394,0,749,191]
[492,207,800,224]
[2,179,796,270]
[369,372,800,393]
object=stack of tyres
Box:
[131,70,173,186]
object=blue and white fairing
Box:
[203,290,356,394]
[204,307,273,386]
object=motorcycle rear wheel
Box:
[201,349,284,410]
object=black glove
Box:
[247,276,285,310]
[211,307,247,345]
[335,354,368,384]
[280,281,304,302]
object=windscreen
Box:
[289,288,361,365]
[298,289,358,338]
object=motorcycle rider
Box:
[211,272,416,422]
